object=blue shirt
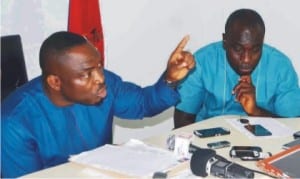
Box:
[1,70,179,178]
[176,41,300,121]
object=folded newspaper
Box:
[69,139,179,177]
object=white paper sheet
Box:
[69,139,179,177]
[226,117,295,139]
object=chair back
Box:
[1,35,28,100]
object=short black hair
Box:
[39,31,87,73]
[225,9,265,34]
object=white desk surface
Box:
[21,115,300,178]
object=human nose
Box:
[93,69,105,84]
[241,51,251,63]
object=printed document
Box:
[69,139,179,177]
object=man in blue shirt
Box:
[174,9,300,128]
[1,31,195,177]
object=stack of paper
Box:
[69,139,179,177]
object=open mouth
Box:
[96,85,107,98]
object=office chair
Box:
[1,35,28,100]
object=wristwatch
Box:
[164,79,179,89]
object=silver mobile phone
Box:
[207,140,231,149]
[229,146,262,160]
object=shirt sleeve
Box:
[105,70,180,119]
[275,88,300,117]
[1,119,42,178]
[273,59,300,117]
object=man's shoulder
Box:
[2,76,44,118]
[262,43,293,66]
[260,44,297,78]
[193,41,224,66]
[263,44,289,59]
[194,41,224,57]
[104,69,118,77]
[103,69,123,86]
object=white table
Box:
[21,115,300,178]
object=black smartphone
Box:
[230,146,262,160]
[244,124,272,136]
[293,131,300,139]
[193,127,230,138]
[207,140,231,149]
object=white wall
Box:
[2,0,300,144]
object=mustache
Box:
[240,63,252,69]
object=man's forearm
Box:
[173,108,196,129]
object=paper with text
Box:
[69,139,179,177]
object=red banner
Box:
[68,0,105,65]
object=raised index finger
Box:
[174,35,190,53]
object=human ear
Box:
[222,33,227,49]
[46,75,61,91]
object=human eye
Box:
[80,71,92,79]
[251,46,262,53]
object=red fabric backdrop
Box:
[68,0,105,65]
